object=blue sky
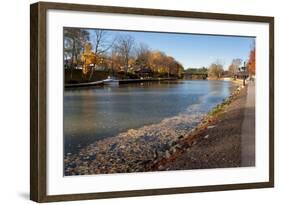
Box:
[88,29,255,69]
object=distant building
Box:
[235,64,249,80]
[135,67,153,78]
[235,71,249,79]
[235,64,249,86]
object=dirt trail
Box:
[241,81,255,166]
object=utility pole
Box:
[241,61,247,86]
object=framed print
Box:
[30,1,274,202]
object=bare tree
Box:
[228,58,242,77]
[208,60,224,79]
[135,43,151,70]
[115,35,135,74]
[109,45,122,74]
[88,30,115,80]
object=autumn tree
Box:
[76,31,185,79]
[172,61,184,77]
[80,42,96,76]
[248,47,256,76]
[208,61,224,79]
[145,51,184,77]
[149,51,162,73]
[228,58,242,78]
[87,30,115,80]
[149,51,170,74]
[165,56,174,77]
[165,57,184,77]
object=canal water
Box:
[64,80,235,154]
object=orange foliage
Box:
[248,47,256,76]
[81,43,97,75]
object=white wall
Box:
[0,0,279,204]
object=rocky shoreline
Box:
[64,83,245,176]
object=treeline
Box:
[64,28,184,81]
[207,44,256,79]
[64,28,256,81]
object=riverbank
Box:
[149,84,250,171]
[64,81,249,176]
